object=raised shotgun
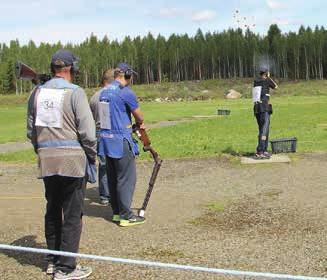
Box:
[15,61,51,85]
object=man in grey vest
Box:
[27,49,96,280]
[89,69,114,205]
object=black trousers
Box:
[43,175,86,272]
[106,140,136,220]
[255,111,270,153]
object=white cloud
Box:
[267,0,286,10]
[271,18,302,26]
[159,8,181,18]
[191,10,217,22]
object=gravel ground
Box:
[0,153,326,280]
[0,142,32,154]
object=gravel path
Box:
[0,142,32,154]
[0,153,326,279]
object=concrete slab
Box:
[241,154,291,164]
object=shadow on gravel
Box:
[84,186,113,222]
[3,235,45,270]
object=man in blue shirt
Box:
[98,63,146,227]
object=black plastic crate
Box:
[217,109,231,115]
[270,137,297,154]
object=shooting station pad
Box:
[241,154,291,164]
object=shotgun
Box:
[133,124,163,217]
[15,61,51,85]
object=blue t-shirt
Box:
[98,80,139,158]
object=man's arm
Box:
[267,72,278,89]
[72,88,97,163]
[121,88,145,128]
[132,107,145,129]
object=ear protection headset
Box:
[123,69,133,80]
[50,59,79,75]
[71,60,79,74]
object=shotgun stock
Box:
[15,61,51,85]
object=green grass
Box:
[144,96,327,158]
[0,149,36,163]
[206,202,225,213]
[1,79,327,163]
[0,105,27,143]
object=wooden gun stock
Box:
[15,61,51,85]
[132,124,151,150]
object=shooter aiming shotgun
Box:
[15,61,51,85]
[133,124,163,217]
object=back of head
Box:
[51,49,79,75]
[101,69,115,86]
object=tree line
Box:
[0,24,326,94]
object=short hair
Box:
[51,64,71,75]
[113,68,124,79]
[101,69,115,86]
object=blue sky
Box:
[0,0,326,45]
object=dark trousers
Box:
[98,155,110,199]
[43,175,86,273]
[256,112,270,153]
[106,140,136,220]
[97,133,110,200]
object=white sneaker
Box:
[46,261,55,275]
[53,265,92,280]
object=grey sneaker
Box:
[46,261,55,275]
[53,266,92,280]
[99,198,109,206]
[263,152,272,158]
[119,215,145,227]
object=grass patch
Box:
[0,105,27,144]
[0,149,36,163]
[139,246,185,261]
[0,94,326,162]
[206,202,225,213]
[189,201,226,226]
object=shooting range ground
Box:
[0,154,327,279]
[0,79,327,279]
